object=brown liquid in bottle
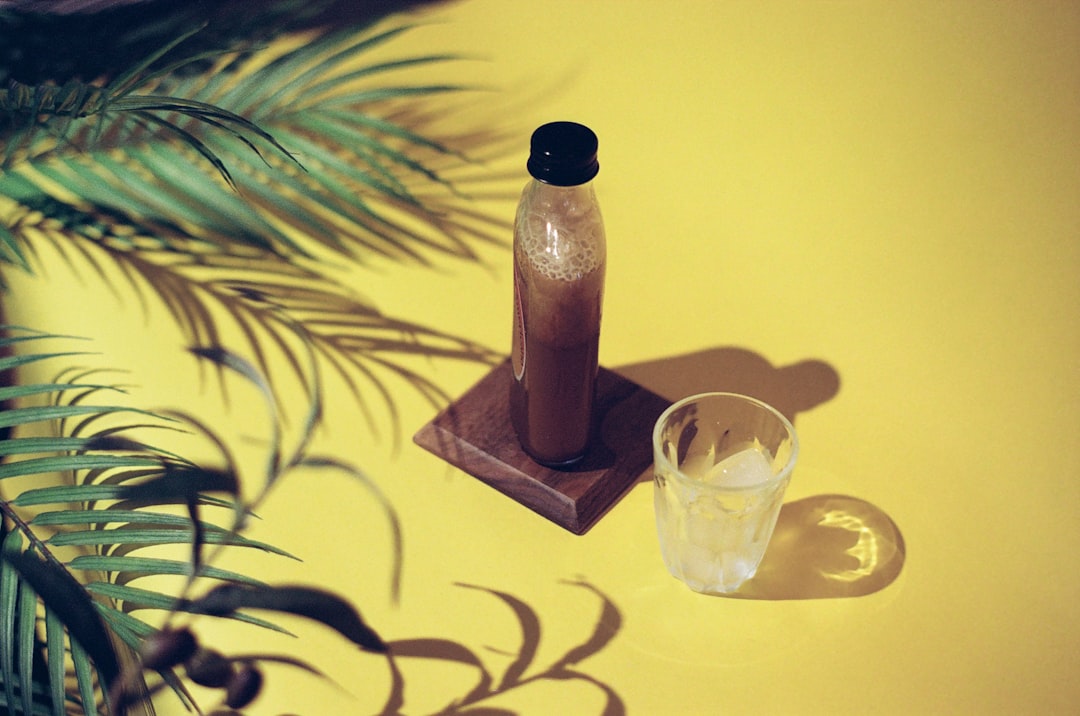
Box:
[509,130,605,468]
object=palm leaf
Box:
[0,329,290,712]
[43,606,66,716]
[0,6,496,711]
[1,19,502,262]
[0,19,506,424]
[1,530,116,716]
[0,327,406,713]
[84,582,290,634]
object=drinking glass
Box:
[652,392,798,594]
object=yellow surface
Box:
[7,0,1080,714]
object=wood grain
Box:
[413,360,671,534]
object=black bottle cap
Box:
[526,121,599,186]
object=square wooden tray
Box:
[413,360,670,534]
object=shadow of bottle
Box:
[614,346,841,423]
[614,346,841,488]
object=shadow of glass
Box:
[614,348,905,599]
[729,494,906,600]
[614,346,841,423]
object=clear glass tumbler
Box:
[652,392,799,594]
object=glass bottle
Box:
[510,121,606,467]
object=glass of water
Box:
[652,392,799,594]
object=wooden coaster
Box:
[413,359,670,535]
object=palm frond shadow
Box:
[382,579,625,716]
[15,215,504,441]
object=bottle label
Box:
[512,266,526,381]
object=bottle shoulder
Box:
[518,179,599,208]
[516,180,604,236]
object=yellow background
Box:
[8,0,1080,714]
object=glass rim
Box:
[652,391,800,492]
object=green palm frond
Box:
[1,16,505,414]
[0,327,401,713]
[0,20,500,262]
[0,328,243,712]
[1,3,494,714]
[0,22,296,180]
